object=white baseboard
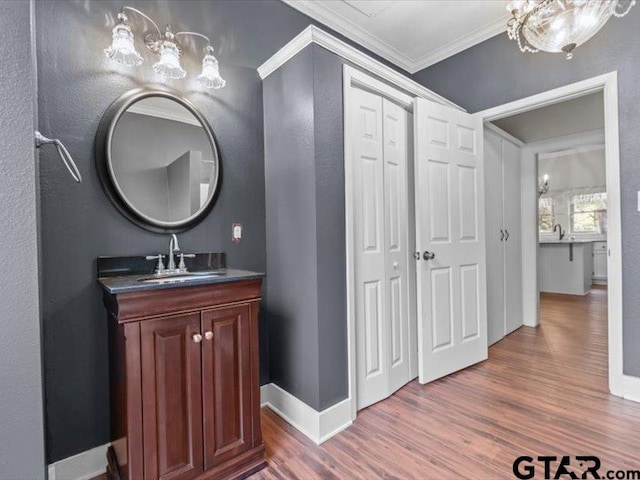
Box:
[260,383,352,444]
[623,374,640,403]
[48,442,109,480]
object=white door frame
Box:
[477,72,624,397]
[344,65,419,420]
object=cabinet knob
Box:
[192,333,203,343]
[204,331,213,340]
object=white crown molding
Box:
[281,0,506,73]
[411,16,507,71]
[258,25,464,111]
[484,121,526,148]
[281,0,416,72]
[260,383,353,444]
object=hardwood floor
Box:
[252,287,640,479]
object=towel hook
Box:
[35,131,82,183]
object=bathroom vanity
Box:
[98,255,266,480]
[539,241,594,295]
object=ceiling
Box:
[282,0,510,73]
[491,92,605,144]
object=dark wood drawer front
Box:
[201,305,252,469]
[141,313,204,480]
[111,280,262,323]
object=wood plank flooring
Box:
[252,287,640,479]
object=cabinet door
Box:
[201,305,252,469]
[140,313,204,480]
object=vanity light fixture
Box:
[538,174,550,197]
[104,6,226,89]
[506,0,635,59]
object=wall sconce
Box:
[104,6,226,89]
[538,174,549,197]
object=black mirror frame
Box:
[94,87,221,234]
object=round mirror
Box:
[95,89,220,232]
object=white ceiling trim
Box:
[282,0,507,73]
[281,0,416,72]
[410,17,507,72]
[258,25,464,111]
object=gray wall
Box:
[264,45,347,411]
[264,46,321,408]
[0,1,46,478]
[413,13,640,375]
[35,0,403,463]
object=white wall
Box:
[538,146,606,191]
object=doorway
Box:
[478,73,623,396]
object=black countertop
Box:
[98,268,265,294]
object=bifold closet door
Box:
[484,130,505,346]
[502,140,523,334]
[382,99,411,395]
[352,88,411,410]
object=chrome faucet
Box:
[553,223,565,241]
[168,234,181,271]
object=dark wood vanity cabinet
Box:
[104,279,266,480]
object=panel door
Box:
[351,88,389,409]
[140,313,204,480]
[201,305,252,469]
[484,130,506,345]
[414,97,488,384]
[502,139,523,335]
[382,98,412,393]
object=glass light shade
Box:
[521,1,615,58]
[197,52,226,89]
[152,41,186,79]
[506,0,633,59]
[104,23,143,66]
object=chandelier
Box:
[104,6,226,89]
[506,0,635,59]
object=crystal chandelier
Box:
[104,6,226,89]
[506,0,635,59]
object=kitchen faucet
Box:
[553,223,565,241]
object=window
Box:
[539,197,554,233]
[571,192,607,233]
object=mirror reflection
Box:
[109,96,218,225]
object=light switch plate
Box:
[232,223,242,243]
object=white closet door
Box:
[414,98,488,384]
[502,139,523,335]
[382,99,411,394]
[484,130,505,346]
[352,89,389,409]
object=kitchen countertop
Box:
[539,240,601,244]
[98,268,265,294]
